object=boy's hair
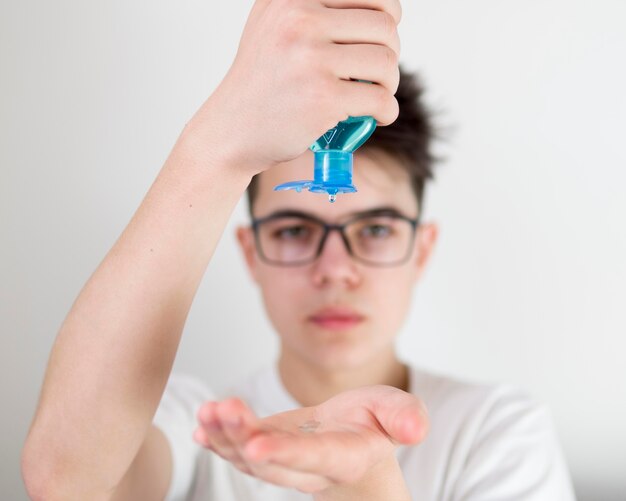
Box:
[246,64,437,216]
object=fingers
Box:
[335,78,399,126]
[319,2,401,101]
[368,386,430,445]
[194,398,332,493]
[195,398,259,473]
[321,0,402,25]
[326,42,400,94]
[321,8,401,57]
[316,385,430,445]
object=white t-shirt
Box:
[153,363,577,500]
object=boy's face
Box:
[236,148,438,371]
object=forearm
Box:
[314,454,411,501]
[22,102,253,498]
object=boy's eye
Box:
[273,225,311,240]
[360,224,392,238]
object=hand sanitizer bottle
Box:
[274,80,377,203]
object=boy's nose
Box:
[310,230,361,288]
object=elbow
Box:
[21,438,53,501]
[21,438,85,501]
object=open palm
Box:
[193,384,428,494]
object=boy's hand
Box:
[191,0,403,177]
[193,385,428,494]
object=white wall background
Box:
[2,1,625,499]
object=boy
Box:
[22,0,576,499]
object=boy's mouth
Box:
[308,307,365,330]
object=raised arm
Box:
[20,98,255,501]
[21,0,403,499]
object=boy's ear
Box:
[236,225,259,283]
[413,222,439,282]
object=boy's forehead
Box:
[253,149,417,219]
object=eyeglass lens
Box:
[256,215,415,265]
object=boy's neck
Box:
[277,348,410,408]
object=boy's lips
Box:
[308,307,366,330]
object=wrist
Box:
[161,117,253,200]
[181,93,275,181]
[314,454,411,501]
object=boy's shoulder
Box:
[410,364,534,404]
[409,364,546,428]
[406,364,559,466]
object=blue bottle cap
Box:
[274,150,357,203]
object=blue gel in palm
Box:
[274,81,377,203]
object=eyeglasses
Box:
[251,208,420,267]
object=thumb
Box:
[370,386,430,446]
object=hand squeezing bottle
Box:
[274,80,377,203]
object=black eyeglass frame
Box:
[250,209,421,267]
